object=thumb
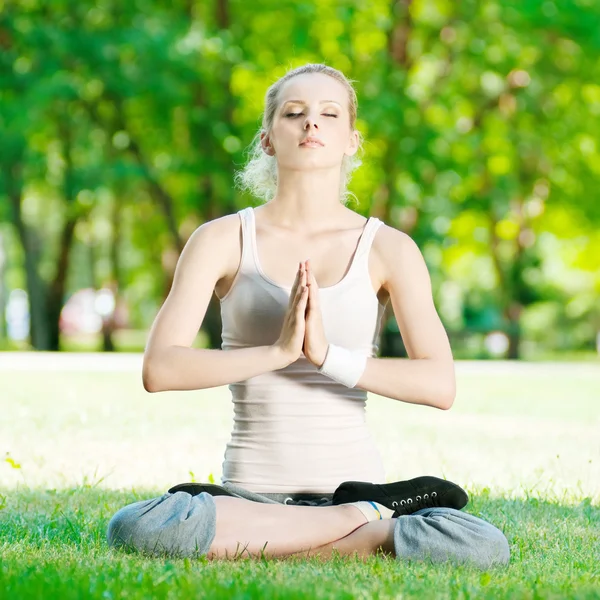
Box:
[303,284,311,316]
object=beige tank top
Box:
[219,207,388,493]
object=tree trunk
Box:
[505,302,522,360]
[5,163,51,349]
[87,217,116,352]
[45,116,82,351]
[101,194,125,352]
[46,216,77,350]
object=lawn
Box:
[1,355,599,599]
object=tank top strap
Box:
[238,207,382,274]
[354,217,383,262]
[238,207,255,272]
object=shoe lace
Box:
[391,491,441,512]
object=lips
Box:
[299,137,324,146]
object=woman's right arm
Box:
[142,217,290,392]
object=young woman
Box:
[107,64,509,568]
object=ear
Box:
[260,131,276,156]
[344,129,359,157]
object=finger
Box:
[304,261,314,285]
[302,287,309,312]
[291,262,302,294]
[289,263,304,306]
[294,288,306,322]
[302,288,309,315]
[295,270,305,301]
[294,286,305,309]
[305,279,313,314]
[297,267,307,298]
[296,287,308,313]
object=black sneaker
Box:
[167,482,236,497]
[332,476,469,517]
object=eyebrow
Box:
[282,100,342,107]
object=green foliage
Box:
[1,0,599,353]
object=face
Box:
[261,72,359,172]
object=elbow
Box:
[434,360,456,410]
[142,355,165,393]
[434,376,456,410]
[142,369,161,393]
[438,395,455,410]
[142,375,160,393]
[437,384,456,410]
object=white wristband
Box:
[317,343,368,388]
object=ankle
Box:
[337,503,369,526]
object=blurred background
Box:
[1,0,599,361]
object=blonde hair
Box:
[234,63,364,206]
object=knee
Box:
[453,512,510,568]
[107,495,173,554]
[106,492,216,558]
[394,508,510,569]
[477,523,510,568]
[106,499,150,552]
[447,511,510,569]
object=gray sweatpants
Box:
[107,482,510,569]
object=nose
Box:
[304,116,319,130]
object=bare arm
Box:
[142,217,289,393]
[355,228,456,410]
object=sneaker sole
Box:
[167,482,235,497]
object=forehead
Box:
[279,72,348,106]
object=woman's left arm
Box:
[356,226,456,410]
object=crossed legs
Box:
[289,519,397,560]
[108,491,509,568]
[208,496,380,559]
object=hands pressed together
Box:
[275,259,329,368]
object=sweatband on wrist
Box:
[317,343,368,388]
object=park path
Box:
[0,351,598,375]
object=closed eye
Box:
[285,113,338,118]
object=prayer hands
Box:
[302,259,329,368]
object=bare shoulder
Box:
[371,221,424,288]
[191,212,240,241]
[142,212,242,367]
[184,212,241,276]
[372,221,418,253]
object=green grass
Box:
[1,489,599,599]
[1,360,600,598]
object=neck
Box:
[264,170,347,230]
